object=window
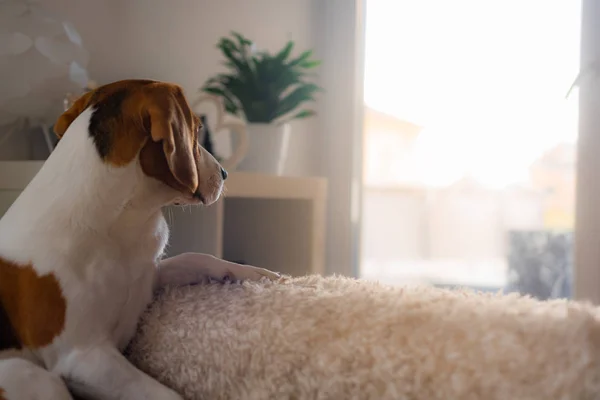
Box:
[361,0,581,299]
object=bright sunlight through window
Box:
[364,0,580,189]
[361,0,581,295]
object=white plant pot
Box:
[236,123,291,175]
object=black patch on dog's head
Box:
[88,88,128,159]
[0,303,21,351]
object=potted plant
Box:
[201,32,322,175]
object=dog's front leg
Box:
[156,252,280,289]
[56,345,182,400]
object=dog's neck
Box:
[0,109,168,247]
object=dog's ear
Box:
[54,92,93,139]
[144,95,199,194]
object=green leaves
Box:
[275,82,321,120]
[291,110,316,120]
[201,32,322,124]
[275,41,294,63]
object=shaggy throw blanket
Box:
[127,275,600,400]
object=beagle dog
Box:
[0,79,279,400]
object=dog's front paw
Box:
[217,264,280,283]
[158,253,281,287]
[235,265,280,282]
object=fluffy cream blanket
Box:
[127,275,600,400]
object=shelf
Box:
[225,172,327,200]
[0,162,327,200]
[0,161,328,276]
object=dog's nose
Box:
[221,167,228,180]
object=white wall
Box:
[575,0,600,303]
[313,0,365,276]
[38,0,320,177]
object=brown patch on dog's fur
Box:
[0,257,66,349]
[139,140,190,194]
[0,388,6,400]
[54,79,202,193]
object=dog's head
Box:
[54,79,226,206]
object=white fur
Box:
[0,107,278,400]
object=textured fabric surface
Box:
[127,275,600,400]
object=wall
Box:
[34,0,319,177]
[312,0,365,276]
[575,0,600,303]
